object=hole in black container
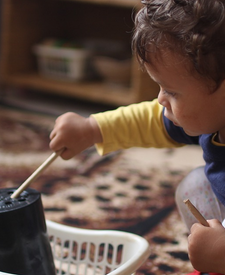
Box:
[18,198,26,202]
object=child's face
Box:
[145,50,225,137]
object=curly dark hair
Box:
[132,0,225,88]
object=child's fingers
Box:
[207,219,222,228]
[49,126,58,140]
[190,222,204,232]
[49,135,63,152]
[49,131,54,140]
[60,148,75,160]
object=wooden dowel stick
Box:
[184,199,209,227]
[11,149,64,199]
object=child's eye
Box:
[163,90,176,97]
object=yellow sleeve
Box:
[91,99,184,155]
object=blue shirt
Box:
[163,110,225,206]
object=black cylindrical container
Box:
[0,188,56,275]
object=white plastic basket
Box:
[33,45,90,81]
[0,220,150,275]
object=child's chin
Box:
[182,128,198,136]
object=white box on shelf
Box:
[33,45,90,81]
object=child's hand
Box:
[49,112,102,160]
[188,219,225,274]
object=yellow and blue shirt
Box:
[92,99,225,206]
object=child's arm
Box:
[49,99,185,159]
[49,112,102,160]
[188,219,225,274]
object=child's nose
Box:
[158,90,166,107]
[158,90,172,111]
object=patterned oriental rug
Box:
[0,105,204,274]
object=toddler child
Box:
[50,0,225,274]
